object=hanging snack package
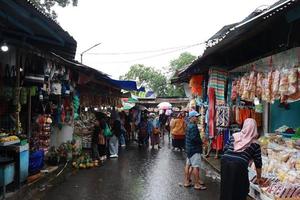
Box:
[231,80,237,101]
[256,72,263,98]
[236,79,241,96]
[262,77,268,102]
[267,71,273,102]
[272,70,280,101]
[287,68,298,95]
[241,75,250,100]
[279,69,289,96]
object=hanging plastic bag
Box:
[279,69,289,96]
[272,70,280,101]
[287,68,298,95]
[256,72,263,98]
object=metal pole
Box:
[80,43,101,64]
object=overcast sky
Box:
[55,0,278,79]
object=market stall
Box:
[249,132,300,200]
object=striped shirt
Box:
[223,136,262,168]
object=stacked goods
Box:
[74,112,96,149]
[250,135,300,199]
[31,114,53,153]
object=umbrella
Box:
[157,102,172,110]
[121,102,135,110]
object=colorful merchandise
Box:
[208,68,228,105]
[208,88,215,138]
[189,75,204,96]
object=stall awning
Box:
[108,79,145,92]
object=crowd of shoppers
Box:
[91,107,262,200]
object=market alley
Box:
[36,136,220,200]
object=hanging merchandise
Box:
[240,75,250,100]
[215,105,230,128]
[227,78,232,106]
[279,69,289,96]
[31,114,53,154]
[189,75,204,96]
[256,72,263,99]
[231,80,238,101]
[51,81,62,95]
[208,68,228,105]
[287,68,298,95]
[255,103,264,114]
[247,71,257,101]
[208,88,215,138]
[183,83,192,98]
[20,87,28,105]
[271,70,280,102]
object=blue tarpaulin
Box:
[109,79,145,92]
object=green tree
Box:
[167,52,196,97]
[170,52,196,71]
[121,52,196,97]
[31,0,78,19]
[120,64,168,97]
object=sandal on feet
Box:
[183,182,193,187]
[194,185,207,190]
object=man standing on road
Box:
[184,110,207,190]
[159,110,167,136]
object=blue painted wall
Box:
[270,100,300,132]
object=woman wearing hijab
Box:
[220,118,262,200]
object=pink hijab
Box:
[233,118,258,152]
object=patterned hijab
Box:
[233,118,258,152]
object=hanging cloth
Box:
[208,68,228,105]
[208,87,215,138]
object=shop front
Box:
[171,0,300,199]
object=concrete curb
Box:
[201,155,221,174]
[7,162,72,200]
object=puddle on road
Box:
[201,162,221,182]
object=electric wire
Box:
[89,41,205,64]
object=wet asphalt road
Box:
[38,136,220,200]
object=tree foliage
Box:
[31,0,78,19]
[121,52,197,97]
[167,52,197,97]
[120,64,168,97]
[170,52,196,71]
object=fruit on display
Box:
[0,135,19,143]
[72,153,100,169]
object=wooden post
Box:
[15,49,20,134]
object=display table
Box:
[0,143,29,189]
[0,157,15,200]
[248,135,300,200]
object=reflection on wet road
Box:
[39,136,220,200]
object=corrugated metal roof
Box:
[173,0,300,82]
[0,0,77,59]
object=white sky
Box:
[55,0,278,79]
